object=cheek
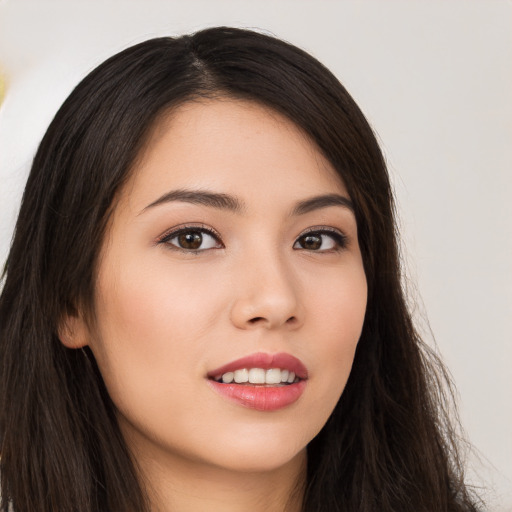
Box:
[324,280,367,356]
[95,257,224,348]
[304,264,367,412]
[89,258,226,412]
[307,258,367,342]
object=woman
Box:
[0,26,480,512]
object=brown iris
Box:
[298,234,322,250]
[178,231,203,250]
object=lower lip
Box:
[207,380,307,411]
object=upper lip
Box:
[207,352,308,380]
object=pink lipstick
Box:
[207,352,308,411]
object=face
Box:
[76,99,367,475]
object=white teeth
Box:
[221,372,234,383]
[217,368,300,385]
[248,368,266,384]
[234,369,249,383]
[265,368,282,384]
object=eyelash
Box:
[157,224,223,254]
[294,227,348,252]
[157,224,348,254]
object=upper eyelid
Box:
[297,226,347,238]
[294,226,349,251]
[156,223,223,244]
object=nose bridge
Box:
[230,242,302,330]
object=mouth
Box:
[206,352,308,411]
[210,367,301,386]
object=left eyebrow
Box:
[140,189,244,214]
[291,194,354,216]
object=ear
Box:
[58,312,89,349]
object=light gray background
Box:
[0,1,510,510]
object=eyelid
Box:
[156,223,223,247]
[294,226,348,250]
[298,225,347,238]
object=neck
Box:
[136,447,306,512]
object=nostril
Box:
[248,315,298,326]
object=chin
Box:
[209,444,307,475]
[195,424,311,474]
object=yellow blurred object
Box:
[0,70,6,106]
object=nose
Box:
[229,251,304,331]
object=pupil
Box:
[179,232,202,249]
[302,234,321,250]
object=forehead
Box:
[122,98,348,211]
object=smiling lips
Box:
[207,352,308,411]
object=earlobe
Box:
[58,313,89,349]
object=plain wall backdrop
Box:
[0,1,511,509]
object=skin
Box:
[62,98,367,512]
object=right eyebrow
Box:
[291,193,354,216]
[140,189,245,215]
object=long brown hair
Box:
[0,27,480,511]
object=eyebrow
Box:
[142,189,244,214]
[141,189,354,216]
[291,194,354,215]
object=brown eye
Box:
[298,234,322,250]
[293,230,347,251]
[178,231,203,250]
[161,227,222,252]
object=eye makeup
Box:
[156,221,349,256]
[156,223,224,254]
[294,226,348,252]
